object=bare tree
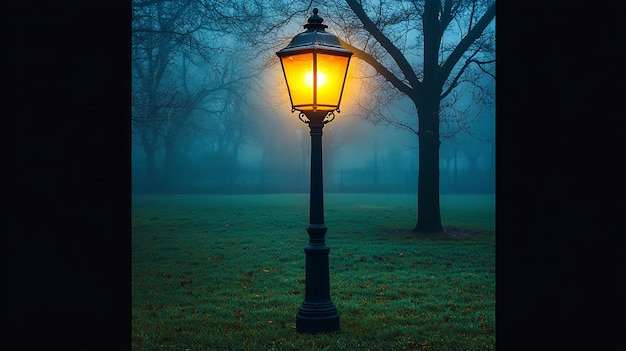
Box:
[324,0,495,233]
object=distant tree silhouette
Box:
[131,0,254,190]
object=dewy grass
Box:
[132,193,495,351]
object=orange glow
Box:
[315,53,350,110]
[279,52,351,111]
[304,71,327,88]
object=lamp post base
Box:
[296,226,340,334]
[296,302,340,334]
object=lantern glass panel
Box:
[315,53,350,110]
[280,53,314,110]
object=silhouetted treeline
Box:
[131,132,495,194]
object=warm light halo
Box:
[277,48,352,112]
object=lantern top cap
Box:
[276,8,352,56]
[304,8,326,29]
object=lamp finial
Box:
[307,8,324,26]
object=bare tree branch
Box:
[338,38,414,97]
[345,0,422,91]
[439,1,495,84]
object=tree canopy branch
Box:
[339,38,414,97]
[439,1,495,82]
[345,0,422,92]
[440,48,480,100]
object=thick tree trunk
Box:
[412,0,445,234]
[413,100,444,234]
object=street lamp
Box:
[276,8,352,334]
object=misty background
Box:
[131,1,495,195]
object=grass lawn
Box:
[132,193,495,351]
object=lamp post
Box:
[276,8,352,334]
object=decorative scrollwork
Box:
[323,111,336,124]
[298,112,310,124]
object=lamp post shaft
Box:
[296,112,340,334]
[309,121,324,225]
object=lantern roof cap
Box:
[276,8,352,56]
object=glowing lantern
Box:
[276,8,353,115]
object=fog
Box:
[131,1,495,195]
